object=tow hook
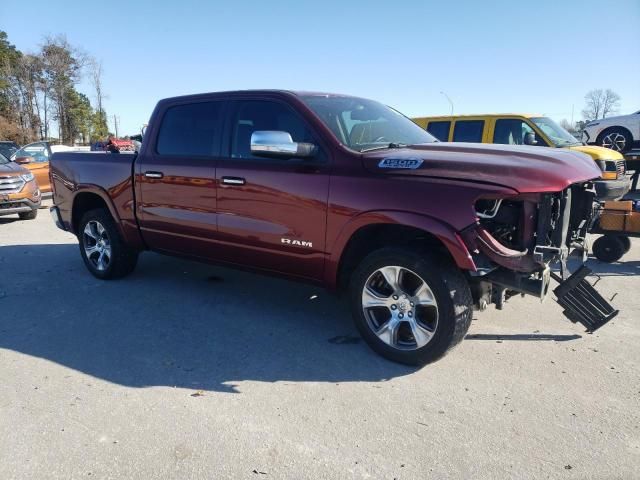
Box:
[551,266,618,332]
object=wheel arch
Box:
[327,211,476,291]
[71,186,123,236]
[597,125,634,143]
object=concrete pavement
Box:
[0,207,638,479]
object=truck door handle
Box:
[222,176,246,186]
[144,171,164,179]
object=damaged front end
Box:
[461,182,618,332]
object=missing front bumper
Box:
[552,266,618,332]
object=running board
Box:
[552,266,618,332]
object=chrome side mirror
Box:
[250,131,316,158]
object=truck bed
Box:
[50,151,140,246]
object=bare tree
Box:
[601,89,621,118]
[15,54,44,140]
[88,57,107,114]
[582,88,621,121]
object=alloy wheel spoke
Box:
[362,286,389,308]
[85,245,99,257]
[84,223,97,240]
[96,251,106,270]
[379,266,402,292]
[408,318,433,348]
[377,316,400,347]
[414,281,436,305]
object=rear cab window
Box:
[452,120,485,142]
[156,101,223,156]
[427,121,451,141]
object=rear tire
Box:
[349,247,473,366]
[18,209,38,220]
[597,127,633,153]
[78,208,138,279]
[592,235,625,263]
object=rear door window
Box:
[452,120,485,142]
[426,121,451,141]
[156,101,222,156]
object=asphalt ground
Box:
[0,203,638,479]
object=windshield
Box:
[530,117,580,147]
[0,152,8,165]
[300,95,437,152]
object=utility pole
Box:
[570,104,574,126]
[113,114,119,138]
[440,91,454,115]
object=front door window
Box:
[14,142,50,162]
[493,119,546,146]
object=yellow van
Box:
[412,114,630,200]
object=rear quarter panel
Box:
[50,152,144,248]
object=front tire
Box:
[349,248,473,366]
[597,127,633,153]
[78,208,138,279]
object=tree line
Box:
[0,30,109,145]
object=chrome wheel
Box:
[83,220,112,271]
[601,132,627,152]
[362,266,438,350]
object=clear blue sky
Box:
[2,0,639,135]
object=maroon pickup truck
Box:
[50,90,617,365]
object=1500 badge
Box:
[281,238,313,248]
[378,157,424,169]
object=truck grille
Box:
[0,175,25,194]
[616,160,626,176]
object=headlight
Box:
[21,172,35,182]
[597,159,619,180]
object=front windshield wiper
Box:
[360,142,408,153]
